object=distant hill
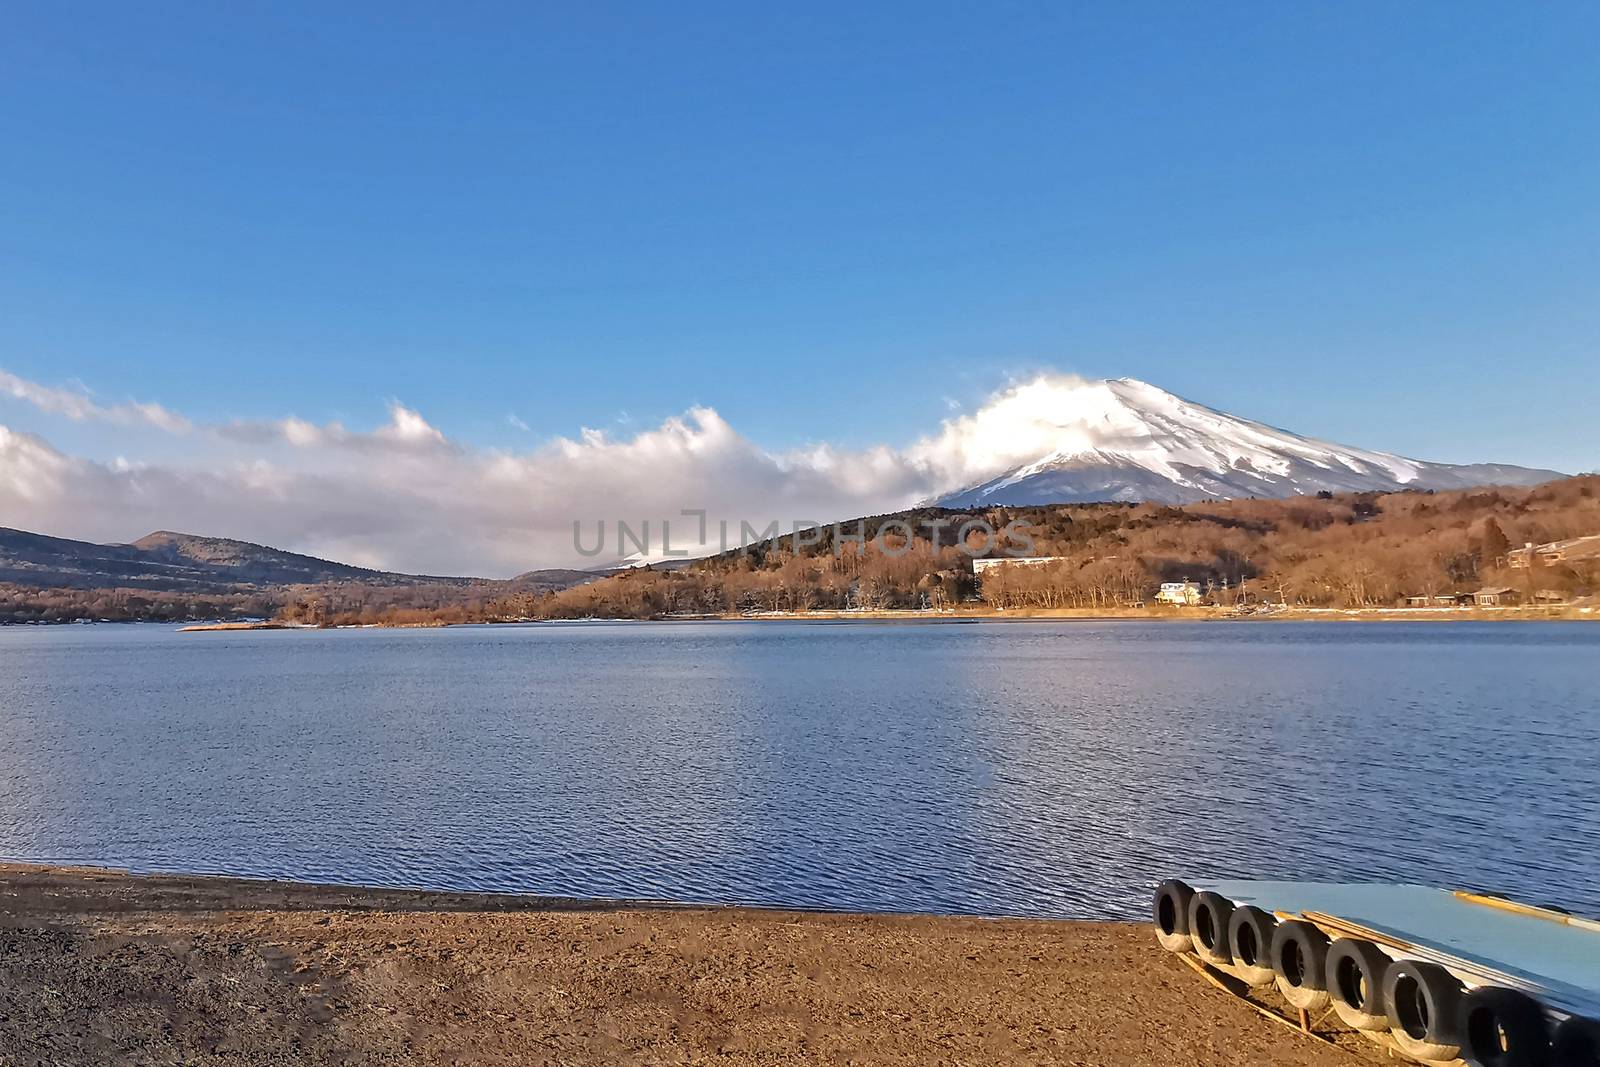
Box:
[507,567,614,595]
[0,527,476,592]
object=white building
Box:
[972,555,1069,576]
[1156,581,1202,606]
[1506,534,1600,569]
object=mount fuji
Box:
[931,378,1562,508]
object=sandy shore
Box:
[0,863,1360,1066]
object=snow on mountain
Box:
[930,378,1562,508]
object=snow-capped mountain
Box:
[931,378,1562,508]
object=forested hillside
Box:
[507,475,1600,618]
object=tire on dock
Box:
[1226,905,1277,987]
[1382,959,1464,1062]
[1270,919,1332,1012]
[1326,937,1393,1031]
[1153,879,1195,953]
[1550,1013,1600,1067]
[1188,891,1235,966]
[1459,985,1550,1067]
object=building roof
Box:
[1512,533,1600,560]
[1474,586,1517,596]
[971,555,1067,572]
[1546,533,1600,554]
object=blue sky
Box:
[2,1,1597,474]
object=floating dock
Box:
[1154,878,1600,1066]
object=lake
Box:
[0,620,1596,920]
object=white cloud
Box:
[0,425,80,504]
[0,370,192,433]
[213,404,453,453]
[904,372,1106,485]
[0,366,1097,576]
[378,404,447,445]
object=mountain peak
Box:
[933,377,1562,508]
[132,530,195,546]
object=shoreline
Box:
[165,605,1597,631]
[0,862,1357,1065]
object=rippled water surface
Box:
[1,620,1597,919]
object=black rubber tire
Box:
[1153,879,1195,953]
[1383,959,1464,1061]
[1188,891,1234,966]
[1552,1014,1600,1067]
[1227,905,1277,987]
[1325,938,1393,1031]
[1459,985,1551,1067]
[1270,918,1331,1012]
